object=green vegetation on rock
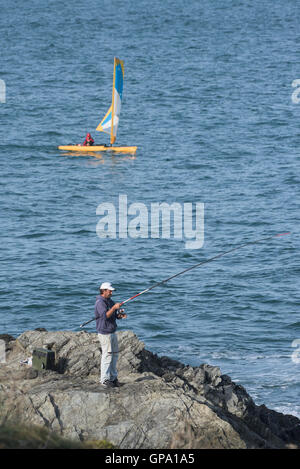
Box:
[0,422,115,449]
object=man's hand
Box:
[106,302,122,318]
[116,307,127,319]
[117,313,127,319]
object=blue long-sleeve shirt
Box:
[95,295,118,334]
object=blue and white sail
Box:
[96,57,124,144]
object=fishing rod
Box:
[79,232,290,328]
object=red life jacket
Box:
[83,133,94,146]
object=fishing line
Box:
[79,232,290,328]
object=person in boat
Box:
[95,282,127,388]
[83,133,95,146]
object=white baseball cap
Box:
[100,282,115,291]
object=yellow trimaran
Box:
[58,58,137,154]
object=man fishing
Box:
[95,282,127,388]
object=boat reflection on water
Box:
[58,151,137,166]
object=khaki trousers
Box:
[98,332,119,383]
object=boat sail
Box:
[58,57,137,154]
[96,57,124,145]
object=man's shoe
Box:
[112,379,121,387]
[102,380,115,388]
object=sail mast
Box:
[110,57,116,145]
[96,57,124,144]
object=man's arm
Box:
[106,302,121,318]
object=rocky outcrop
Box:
[0,329,299,449]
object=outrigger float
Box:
[58,58,137,154]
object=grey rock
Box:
[0,329,299,449]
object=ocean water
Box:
[1,0,299,417]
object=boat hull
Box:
[58,145,137,153]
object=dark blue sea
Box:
[1,0,299,417]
